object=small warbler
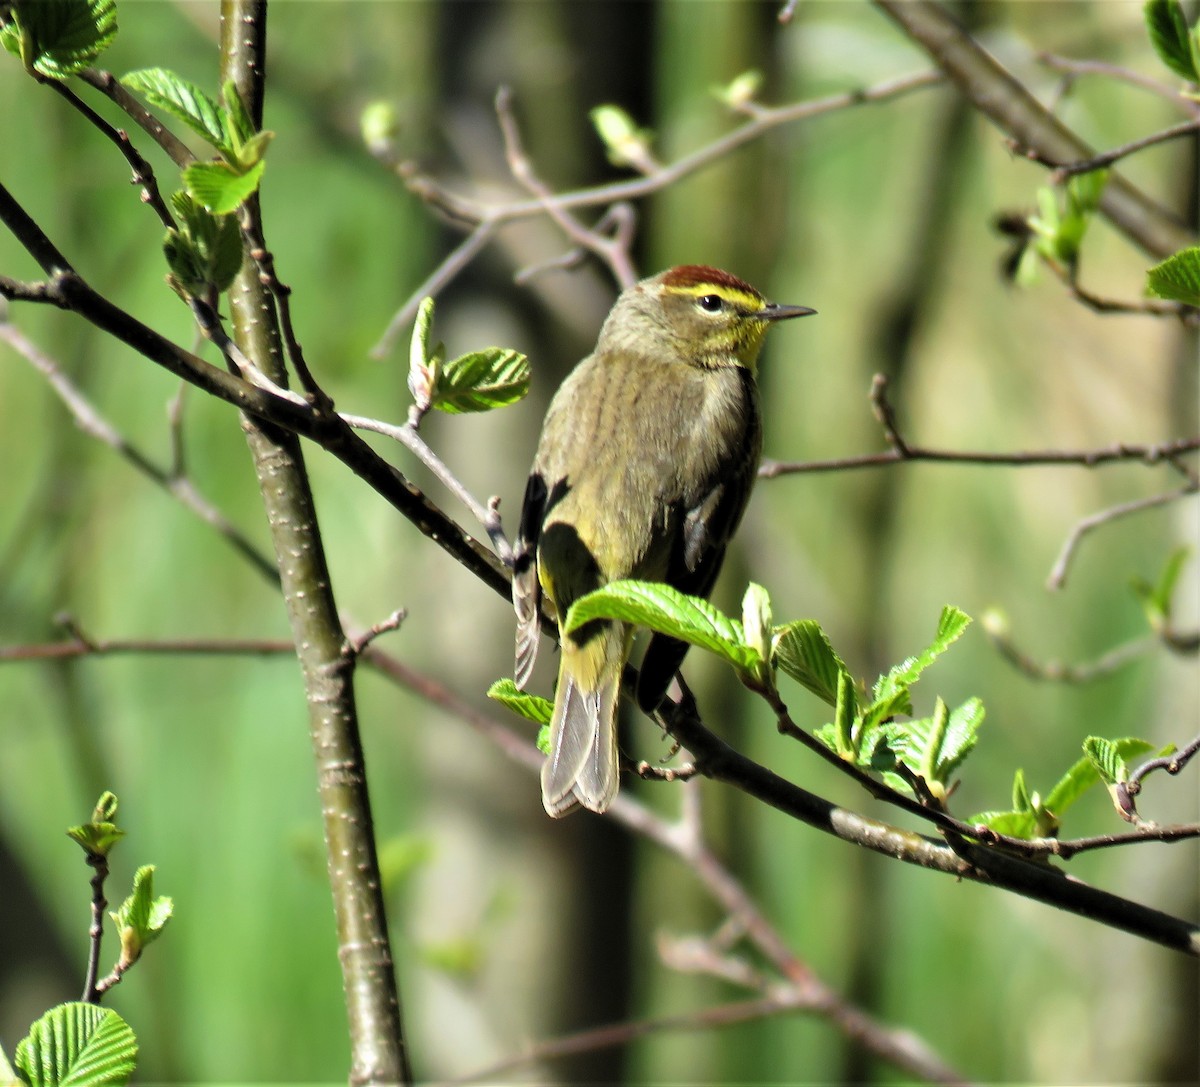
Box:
[513,265,814,817]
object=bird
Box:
[512,265,815,817]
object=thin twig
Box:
[1035,53,1200,115]
[384,70,942,336]
[0,319,281,586]
[1047,118,1200,180]
[495,85,639,289]
[759,374,1200,475]
[81,850,108,1004]
[340,411,515,566]
[1048,485,1199,591]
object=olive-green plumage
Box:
[513,266,814,817]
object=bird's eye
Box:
[697,294,724,313]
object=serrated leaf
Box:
[564,580,759,675]
[866,606,971,726]
[1147,246,1200,306]
[487,678,553,727]
[1043,737,1155,815]
[969,809,1040,840]
[121,67,229,152]
[163,192,243,295]
[432,348,530,414]
[0,0,117,79]
[1083,735,1127,785]
[91,791,118,823]
[65,821,125,857]
[110,865,171,968]
[182,159,265,215]
[221,78,256,150]
[1144,0,1200,80]
[14,1003,136,1087]
[772,619,852,708]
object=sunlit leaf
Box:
[14,1003,136,1087]
[433,348,530,414]
[1147,246,1200,306]
[564,580,759,674]
[0,0,117,79]
[122,67,229,152]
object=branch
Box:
[657,695,1200,956]
[378,69,942,351]
[0,190,510,600]
[760,374,1200,475]
[218,4,409,1083]
[0,318,281,586]
[872,0,1197,260]
[1047,484,1199,591]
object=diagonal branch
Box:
[873,0,1197,260]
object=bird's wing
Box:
[512,471,548,689]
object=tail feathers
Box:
[541,637,622,817]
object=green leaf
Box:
[1147,246,1200,306]
[1011,767,1032,812]
[1131,545,1192,630]
[221,78,256,151]
[831,669,857,757]
[564,580,760,675]
[14,1003,136,1087]
[0,0,117,79]
[406,296,442,412]
[1144,0,1200,80]
[589,104,654,168]
[163,191,243,296]
[121,67,229,152]
[892,697,984,799]
[741,583,773,666]
[1044,737,1155,815]
[110,865,172,969]
[712,69,763,109]
[861,606,970,732]
[1082,736,1128,786]
[487,678,554,728]
[772,619,853,709]
[970,809,1039,839]
[65,821,124,857]
[91,791,118,823]
[432,348,531,414]
[182,159,266,216]
[1029,172,1109,267]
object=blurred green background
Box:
[1,2,1196,1083]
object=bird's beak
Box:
[761,302,817,321]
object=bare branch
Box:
[1047,485,1199,591]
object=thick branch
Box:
[219,4,410,1083]
[873,0,1196,260]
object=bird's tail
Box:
[541,622,630,817]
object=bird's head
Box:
[599,265,815,371]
